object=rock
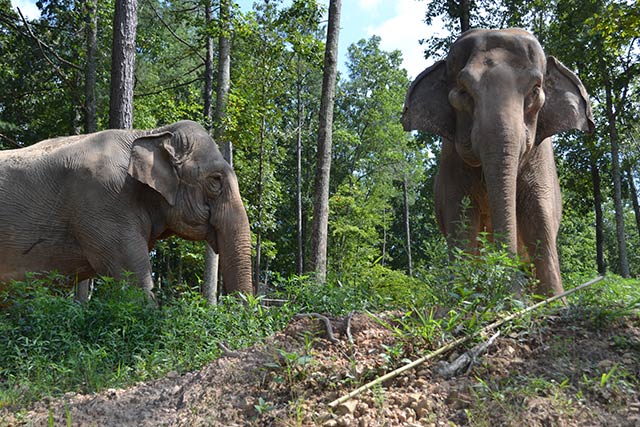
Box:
[334,399,358,416]
[323,419,339,427]
[337,414,355,427]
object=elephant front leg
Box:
[435,151,485,256]
[84,236,156,301]
[516,153,564,297]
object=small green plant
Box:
[253,397,275,415]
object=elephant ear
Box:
[536,56,595,144]
[128,131,180,206]
[402,60,455,140]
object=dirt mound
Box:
[3,310,640,426]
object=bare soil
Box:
[2,309,640,426]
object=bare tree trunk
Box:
[296,59,305,275]
[202,0,217,304]
[309,0,341,284]
[381,206,387,266]
[459,0,470,33]
[255,115,266,293]
[109,0,138,129]
[203,0,233,303]
[84,0,98,133]
[626,165,640,241]
[590,149,606,275]
[603,74,630,277]
[403,175,413,277]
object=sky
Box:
[10,0,442,79]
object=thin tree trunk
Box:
[459,0,470,33]
[202,0,217,304]
[403,175,413,277]
[255,114,266,293]
[309,0,341,284]
[381,206,386,266]
[84,0,98,133]
[590,149,606,275]
[626,165,640,241]
[603,74,630,277]
[296,59,304,275]
[109,0,138,129]
[203,0,233,303]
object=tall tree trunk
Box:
[381,206,387,266]
[626,165,640,241]
[459,0,470,33]
[403,175,413,277]
[603,73,630,277]
[202,0,217,304]
[309,0,341,284]
[590,149,606,275]
[255,114,266,293]
[84,0,98,133]
[203,0,233,303]
[296,58,304,275]
[109,0,138,129]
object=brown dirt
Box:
[2,310,640,426]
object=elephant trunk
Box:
[209,197,254,295]
[476,118,523,254]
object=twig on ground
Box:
[328,276,605,408]
[344,311,355,344]
[435,331,500,379]
[294,313,340,343]
[218,342,242,358]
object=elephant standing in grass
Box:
[0,120,253,299]
[402,29,594,296]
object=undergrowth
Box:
[0,237,629,412]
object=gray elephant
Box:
[402,29,594,296]
[0,120,253,299]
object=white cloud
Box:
[358,0,382,12]
[366,0,444,79]
[10,0,41,20]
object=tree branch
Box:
[144,0,205,63]
[16,8,82,72]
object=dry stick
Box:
[294,313,340,343]
[328,275,605,408]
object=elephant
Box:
[0,120,253,299]
[402,28,594,296]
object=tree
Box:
[203,0,233,303]
[309,0,341,284]
[109,0,138,129]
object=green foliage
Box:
[0,276,294,408]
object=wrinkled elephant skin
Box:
[402,29,594,296]
[0,120,253,298]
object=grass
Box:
[1,240,637,417]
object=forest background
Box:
[0,0,639,295]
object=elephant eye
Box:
[525,84,544,112]
[449,87,474,113]
[206,173,223,197]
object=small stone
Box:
[323,420,338,427]
[334,399,358,416]
[337,414,356,427]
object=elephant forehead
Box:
[448,29,545,76]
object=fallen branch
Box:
[218,342,241,358]
[328,276,604,408]
[344,311,355,344]
[435,331,500,379]
[294,313,340,343]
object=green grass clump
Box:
[0,275,295,409]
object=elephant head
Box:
[402,28,594,252]
[128,120,253,295]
